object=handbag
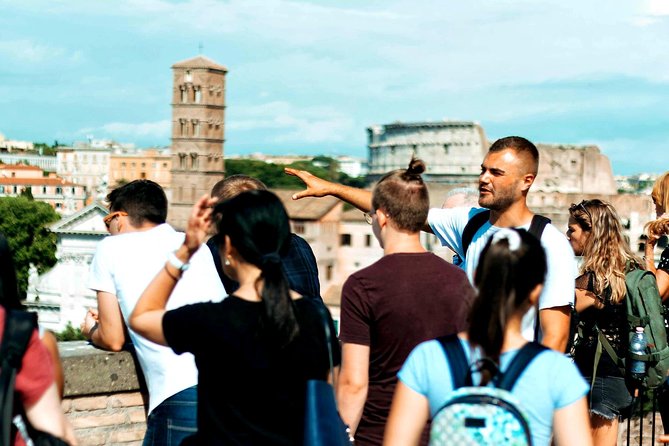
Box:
[303,303,353,446]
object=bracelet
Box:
[164,264,180,281]
[87,323,99,340]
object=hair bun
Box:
[406,157,426,176]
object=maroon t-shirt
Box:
[339,252,474,446]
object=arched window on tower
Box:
[185,70,192,83]
[194,87,201,104]
[181,86,187,103]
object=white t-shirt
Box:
[428,207,576,341]
[88,223,226,414]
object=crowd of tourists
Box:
[1,135,669,446]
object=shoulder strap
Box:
[495,342,548,391]
[0,310,37,446]
[528,215,551,241]
[461,210,491,256]
[437,334,472,390]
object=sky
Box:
[1,0,668,175]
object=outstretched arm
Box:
[284,167,373,212]
[129,195,216,345]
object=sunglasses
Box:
[570,201,592,223]
[103,211,128,230]
[364,210,375,225]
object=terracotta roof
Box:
[0,178,79,187]
[271,189,341,220]
[172,55,228,72]
[342,208,367,222]
[0,164,41,171]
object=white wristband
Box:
[167,252,190,272]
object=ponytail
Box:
[258,252,299,347]
[468,229,546,381]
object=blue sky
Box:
[1,0,668,175]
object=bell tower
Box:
[168,55,227,229]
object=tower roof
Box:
[172,55,228,72]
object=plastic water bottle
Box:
[629,327,648,381]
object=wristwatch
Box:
[167,252,190,272]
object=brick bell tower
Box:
[168,55,227,229]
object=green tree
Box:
[56,321,87,341]
[19,187,34,200]
[0,197,59,296]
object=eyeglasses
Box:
[569,201,592,223]
[364,210,375,225]
[103,211,128,230]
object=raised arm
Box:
[284,167,373,212]
[129,195,215,345]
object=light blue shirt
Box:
[399,338,588,446]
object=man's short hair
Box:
[489,136,539,176]
[211,175,267,202]
[372,157,429,233]
[107,180,167,226]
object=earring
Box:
[224,257,231,266]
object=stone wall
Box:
[60,342,147,445]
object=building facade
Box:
[109,148,172,188]
[367,120,488,183]
[168,55,227,229]
[0,164,86,215]
[56,144,111,202]
[25,202,109,331]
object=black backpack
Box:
[461,212,552,341]
[0,309,68,446]
[461,211,551,256]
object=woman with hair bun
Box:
[129,190,338,445]
[567,199,640,446]
[384,228,591,446]
[336,157,474,445]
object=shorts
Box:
[585,376,633,420]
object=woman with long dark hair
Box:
[567,199,641,446]
[129,190,338,444]
[383,229,591,446]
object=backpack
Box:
[587,268,669,390]
[430,334,547,446]
[461,211,551,259]
[0,309,69,446]
[461,212,552,341]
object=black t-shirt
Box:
[659,247,669,274]
[163,296,340,445]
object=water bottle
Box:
[629,327,647,382]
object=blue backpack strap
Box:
[495,341,548,391]
[461,210,491,258]
[437,334,471,390]
[0,310,38,446]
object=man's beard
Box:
[478,189,515,211]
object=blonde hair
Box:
[569,199,642,304]
[652,172,669,214]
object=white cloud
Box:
[77,120,171,140]
[0,39,81,64]
[228,101,355,143]
[645,0,669,16]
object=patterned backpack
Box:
[430,334,547,446]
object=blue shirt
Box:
[398,338,588,446]
[207,233,321,298]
